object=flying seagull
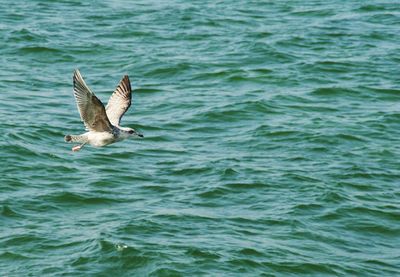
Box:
[64,69,143,152]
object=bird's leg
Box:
[72,142,86,152]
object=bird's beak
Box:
[138,133,144,138]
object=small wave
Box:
[186,247,220,260]
[41,191,126,205]
[191,69,242,81]
[362,86,400,99]
[169,166,213,176]
[345,221,399,237]
[2,233,46,247]
[227,258,265,270]
[340,206,400,222]
[239,248,265,257]
[19,46,62,53]
[261,261,341,275]
[135,87,163,94]
[357,4,388,12]
[69,238,151,271]
[290,203,324,215]
[382,112,400,123]
[149,268,183,276]
[0,251,30,260]
[310,87,359,97]
[2,141,42,160]
[225,182,266,189]
[317,190,350,203]
[226,216,291,227]
[7,28,47,43]
[184,126,224,134]
[367,13,399,25]
[144,63,193,78]
[311,61,356,74]
[142,185,171,193]
[291,8,335,17]
[283,173,323,183]
[336,133,366,142]
[253,126,307,140]
[198,187,230,198]
[1,205,23,218]
[152,212,216,222]
[192,100,279,123]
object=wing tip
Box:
[73,69,82,83]
[74,68,80,77]
[122,75,131,91]
[123,75,130,83]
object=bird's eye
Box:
[128,130,134,134]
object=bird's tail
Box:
[64,134,87,143]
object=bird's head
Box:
[123,127,143,139]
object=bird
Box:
[64,69,143,152]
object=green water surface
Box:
[1,0,400,276]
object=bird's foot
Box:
[72,145,83,152]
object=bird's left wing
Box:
[106,75,132,126]
[73,69,114,132]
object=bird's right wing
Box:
[73,69,113,132]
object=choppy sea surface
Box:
[1,0,400,276]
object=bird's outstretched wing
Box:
[106,75,132,126]
[73,69,113,132]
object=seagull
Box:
[64,69,143,152]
